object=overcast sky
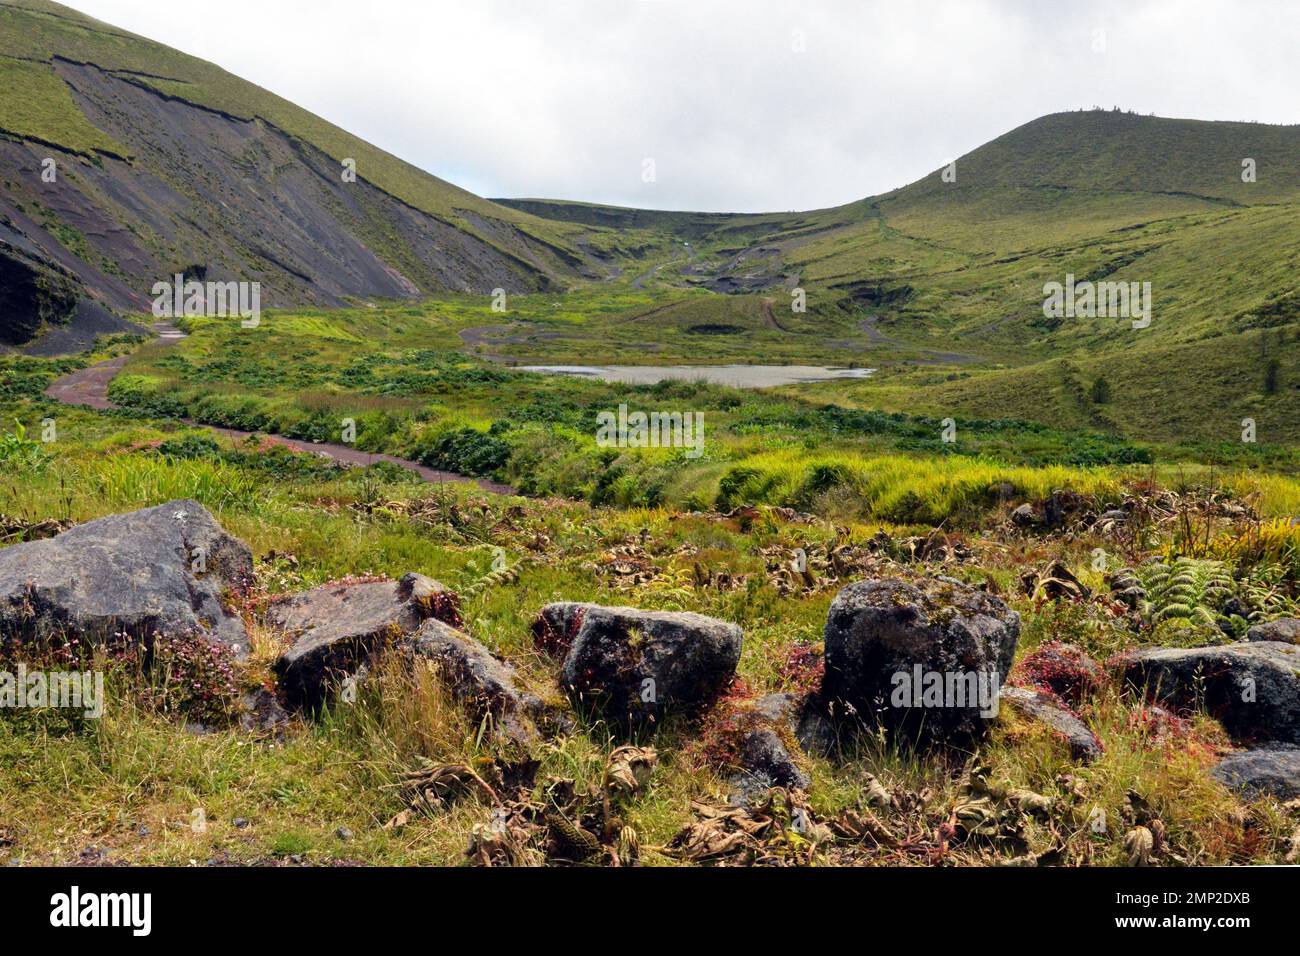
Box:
[70,0,1300,213]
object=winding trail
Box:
[46,323,517,496]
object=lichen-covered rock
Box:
[1212,745,1300,800]
[711,693,810,806]
[270,573,459,709]
[1001,686,1103,763]
[822,577,1020,743]
[1247,618,1300,646]
[1120,641,1300,745]
[0,499,252,652]
[536,602,742,725]
[409,618,546,746]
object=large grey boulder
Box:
[1212,746,1300,800]
[1247,618,1300,646]
[822,577,1020,743]
[0,499,252,653]
[535,602,742,725]
[409,618,546,746]
[1120,642,1300,745]
[270,572,459,709]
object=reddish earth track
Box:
[44,355,130,410]
[45,325,517,496]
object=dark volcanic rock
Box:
[240,687,291,735]
[1010,504,1040,529]
[270,573,458,709]
[537,603,742,724]
[822,577,1020,743]
[1212,746,1300,800]
[723,693,810,805]
[1120,642,1300,745]
[1001,686,1103,763]
[0,59,556,338]
[1247,618,1300,646]
[0,499,252,652]
[409,618,545,746]
[0,242,78,347]
[795,698,839,757]
[1043,490,1088,530]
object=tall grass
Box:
[84,455,270,515]
[1231,472,1300,518]
[716,450,1120,523]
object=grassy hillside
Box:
[0,0,585,252]
[506,111,1300,447]
[0,54,127,156]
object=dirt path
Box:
[761,297,791,333]
[46,323,517,496]
[44,354,130,410]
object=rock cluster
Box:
[12,500,1300,807]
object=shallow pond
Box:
[515,364,876,388]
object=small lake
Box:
[515,364,876,388]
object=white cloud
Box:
[69,0,1300,212]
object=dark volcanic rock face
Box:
[0,60,565,351]
[0,245,72,346]
[409,619,546,746]
[1120,642,1300,745]
[1212,745,1300,800]
[269,573,458,710]
[822,577,1020,744]
[536,603,743,725]
[724,693,811,805]
[0,499,253,651]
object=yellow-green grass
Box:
[0,53,126,156]
[802,326,1300,449]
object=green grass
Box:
[0,53,126,156]
[1,395,1297,866]
[2,4,1300,868]
[88,304,1182,518]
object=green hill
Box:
[508,111,1300,446]
[0,0,630,350]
